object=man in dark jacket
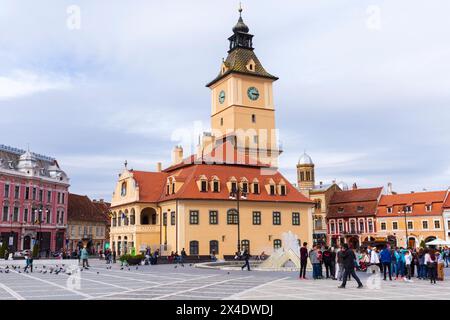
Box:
[241,250,251,271]
[299,242,308,279]
[323,246,336,279]
[338,244,363,289]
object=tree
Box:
[420,240,426,248]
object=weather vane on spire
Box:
[239,2,243,16]
[124,160,128,169]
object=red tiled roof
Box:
[163,140,270,172]
[444,191,450,209]
[329,187,383,204]
[92,201,111,223]
[159,163,312,203]
[132,171,168,203]
[377,191,446,217]
[68,193,109,223]
[327,187,383,219]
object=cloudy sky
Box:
[1,0,450,200]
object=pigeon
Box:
[5,270,9,274]
[97,272,99,274]
[127,268,130,271]
[120,267,123,270]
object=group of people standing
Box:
[366,246,447,284]
[301,242,363,288]
[300,243,449,288]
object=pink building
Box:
[0,145,69,255]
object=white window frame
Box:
[422,220,429,230]
[392,221,399,230]
[433,219,441,230]
[407,220,414,230]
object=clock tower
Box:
[205,6,280,167]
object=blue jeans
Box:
[419,264,427,278]
[396,261,405,277]
[313,263,321,279]
[391,261,397,276]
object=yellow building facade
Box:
[376,191,447,248]
[109,9,314,258]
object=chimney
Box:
[156,162,162,172]
[172,146,183,165]
[387,182,393,195]
[352,182,358,190]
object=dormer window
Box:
[242,182,248,193]
[231,182,237,192]
[426,204,432,212]
[166,184,170,195]
[172,183,175,194]
[253,182,260,194]
[338,207,344,213]
[405,206,412,213]
[280,185,286,196]
[201,180,207,192]
[270,184,275,196]
[387,207,393,214]
[357,206,364,213]
[246,59,256,72]
[213,180,220,193]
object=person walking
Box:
[444,247,450,268]
[241,250,251,271]
[299,242,308,279]
[80,247,90,269]
[309,246,320,280]
[336,246,345,281]
[338,244,363,289]
[180,248,187,266]
[24,250,33,273]
[380,246,392,281]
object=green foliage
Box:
[119,254,144,264]
[32,244,40,258]
[0,241,8,258]
[420,240,426,248]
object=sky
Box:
[1,0,450,200]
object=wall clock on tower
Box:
[247,87,259,101]
[218,90,226,104]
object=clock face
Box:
[247,87,260,101]
[218,90,225,104]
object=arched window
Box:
[241,240,250,253]
[190,240,199,255]
[118,211,122,226]
[121,182,127,197]
[210,240,219,254]
[130,208,135,225]
[273,239,282,249]
[112,212,117,227]
[124,210,129,226]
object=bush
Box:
[119,254,144,265]
[0,241,7,258]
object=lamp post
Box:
[229,185,247,253]
[403,206,409,248]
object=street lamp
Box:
[229,185,247,253]
[403,205,409,248]
[33,206,46,257]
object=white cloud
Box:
[0,70,71,100]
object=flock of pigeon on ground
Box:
[0,262,198,276]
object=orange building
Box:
[109,8,314,258]
[376,191,447,248]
